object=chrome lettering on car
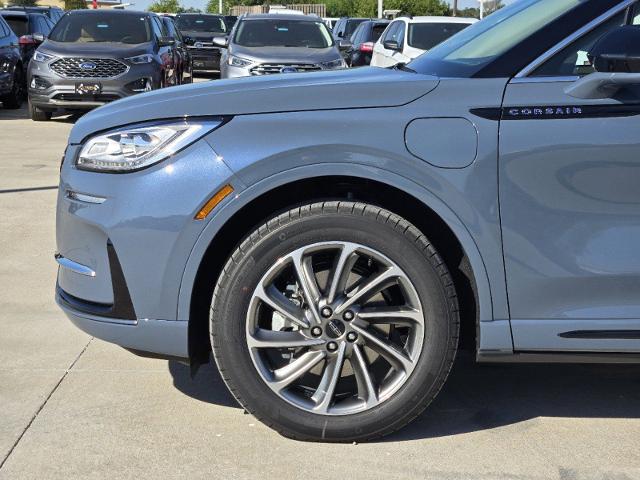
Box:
[507,106,583,117]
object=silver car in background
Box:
[216,14,346,78]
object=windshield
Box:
[175,15,226,33]
[409,0,585,77]
[3,17,28,36]
[408,23,471,51]
[234,19,334,48]
[49,13,152,43]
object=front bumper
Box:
[28,61,161,111]
[56,135,238,357]
[57,295,189,359]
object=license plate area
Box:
[75,82,102,95]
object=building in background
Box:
[229,4,326,18]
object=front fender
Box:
[178,162,496,332]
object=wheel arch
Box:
[181,165,494,364]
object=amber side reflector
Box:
[195,184,234,220]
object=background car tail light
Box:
[359,42,374,53]
[19,35,36,46]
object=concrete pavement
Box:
[1,101,639,480]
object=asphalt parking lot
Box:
[1,99,640,480]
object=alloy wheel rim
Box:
[246,241,425,416]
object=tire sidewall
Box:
[212,208,456,441]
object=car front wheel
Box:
[28,97,51,121]
[210,202,459,442]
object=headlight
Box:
[321,58,346,69]
[33,51,55,63]
[125,54,154,65]
[76,119,224,172]
[227,55,253,68]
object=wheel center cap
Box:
[326,319,346,339]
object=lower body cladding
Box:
[28,62,163,113]
[189,48,221,73]
[55,138,238,359]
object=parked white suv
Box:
[371,16,476,68]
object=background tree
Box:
[180,6,201,12]
[64,0,88,9]
[148,0,181,13]
[457,6,479,18]
[8,0,38,6]
[483,0,504,15]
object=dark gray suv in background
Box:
[217,14,346,78]
[27,10,179,121]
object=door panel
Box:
[499,79,640,351]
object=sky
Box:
[127,0,516,15]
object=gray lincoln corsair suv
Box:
[55,0,640,442]
[28,10,178,121]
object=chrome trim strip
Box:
[55,254,96,277]
[510,76,579,84]
[66,190,106,204]
[515,0,634,78]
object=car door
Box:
[499,4,640,352]
[151,16,175,86]
[371,21,398,67]
[345,22,364,65]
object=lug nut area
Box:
[320,306,333,318]
[343,310,354,321]
[326,341,338,352]
[311,326,323,337]
[346,332,358,342]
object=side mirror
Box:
[589,25,640,73]
[383,40,400,51]
[338,39,352,51]
[33,33,45,43]
[213,36,228,48]
[566,25,640,99]
[158,37,175,47]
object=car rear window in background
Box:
[372,23,387,41]
[234,19,333,48]
[175,15,226,33]
[49,13,152,43]
[408,23,469,50]
[344,19,366,37]
[4,17,28,36]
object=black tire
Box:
[1,67,24,109]
[210,201,459,442]
[28,98,52,121]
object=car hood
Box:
[69,67,439,144]
[230,45,341,64]
[41,40,152,58]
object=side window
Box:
[0,20,7,39]
[37,17,49,34]
[335,19,344,37]
[395,21,406,47]
[532,12,625,77]
[349,23,362,44]
[44,17,54,34]
[150,17,164,39]
[382,22,399,44]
